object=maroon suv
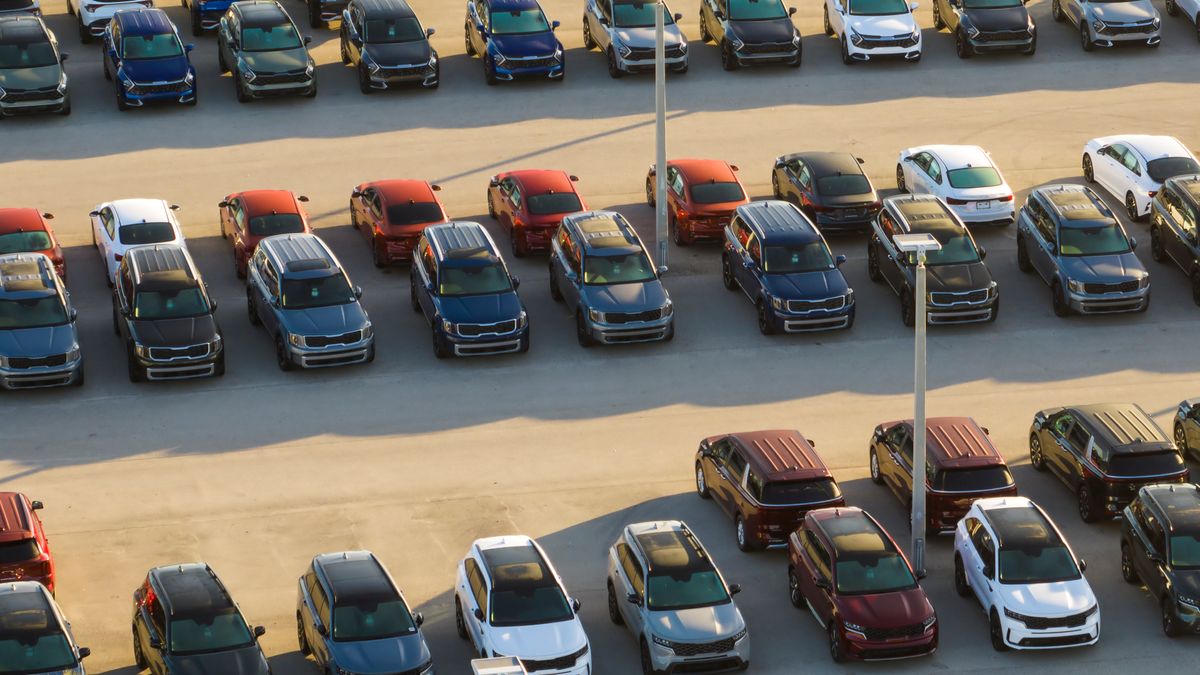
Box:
[787,507,937,662]
[0,492,55,594]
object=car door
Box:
[308,576,333,667]
[461,559,489,652]
[741,236,764,297]
[967,519,997,608]
[1095,144,1128,196]
[877,215,906,293]
[367,191,386,240]
[827,0,846,36]
[718,449,749,517]
[1159,188,1193,267]
[807,532,836,627]
[1065,0,1086,26]
[1040,413,1072,480]
[1128,502,1165,596]
[705,438,736,515]
[256,256,282,335]
[469,0,489,55]
[1061,420,1095,490]
[665,167,684,220]
[615,542,647,632]
[589,0,614,50]
[890,427,915,504]
[923,154,946,198]
[1027,198,1059,283]
[415,242,438,321]
[561,232,584,311]
[98,208,118,278]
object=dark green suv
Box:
[1120,483,1200,636]
[217,0,315,102]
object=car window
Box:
[475,0,489,29]
[420,242,438,288]
[311,576,330,626]
[973,525,995,565]
[616,542,645,595]
[102,209,116,239]
[1146,512,1166,554]
[1120,147,1141,175]
[728,449,748,480]
[1030,198,1056,244]
[1067,423,1091,455]
[262,260,280,297]
[926,157,943,184]
[747,236,761,265]
[802,530,832,580]
[709,438,733,464]
[732,217,752,248]
[878,211,898,238]
[1051,414,1073,439]
[796,163,812,189]
[465,558,488,615]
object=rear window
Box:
[947,167,1002,189]
[0,231,52,254]
[931,466,1014,493]
[119,222,174,246]
[690,182,745,205]
[0,539,40,564]
[817,174,872,197]
[527,192,582,216]
[248,213,304,237]
[387,203,444,226]
[1107,451,1185,478]
[759,478,841,505]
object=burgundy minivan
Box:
[0,492,54,594]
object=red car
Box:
[0,492,55,595]
[487,170,585,257]
[218,190,312,278]
[0,208,64,281]
[788,507,937,662]
[350,179,447,266]
[646,158,750,245]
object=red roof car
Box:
[0,208,64,282]
[350,179,447,266]
[0,492,55,595]
[647,159,750,245]
[218,190,312,278]
[487,170,586,257]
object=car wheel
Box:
[607,582,625,625]
[771,172,783,199]
[933,3,943,29]
[372,236,388,268]
[454,598,468,639]
[1016,236,1033,273]
[296,613,311,655]
[276,335,294,371]
[126,344,143,383]
[721,40,738,71]
[409,280,422,314]
[235,76,251,104]
[990,609,1008,651]
[549,265,563,302]
[867,239,883,282]
[1150,224,1167,262]
[1052,281,1069,317]
[735,516,757,552]
[1166,0,1178,14]
[340,37,351,64]
[358,64,373,94]
[828,620,846,663]
[1126,192,1142,222]
[869,447,883,484]
[432,325,451,359]
[1121,543,1139,584]
[699,11,710,41]
[1051,0,1064,20]
[484,57,498,85]
[646,177,656,206]
[640,639,661,675]
[788,567,806,608]
[1029,434,1046,471]
[111,303,121,336]
[954,555,970,597]
[895,164,907,192]
[511,228,527,258]
[486,190,497,219]
[956,29,973,58]
[132,627,148,669]
[607,48,624,78]
[1024,34,1037,55]
[1177,422,1193,458]
[582,19,595,49]
[218,47,228,73]
[1191,272,1200,307]
[823,5,834,35]
[115,85,129,111]
[190,9,202,36]
[66,0,74,15]
[757,300,776,335]
[670,213,689,246]
[246,292,262,328]
[1077,483,1098,523]
[1080,23,1094,51]
[695,463,710,498]
[78,20,92,43]
[576,311,595,347]
[721,254,739,291]
[901,290,915,327]
[1082,154,1095,182]
[1164,595,1183,637]
[840,36,854,65]
[103,59,112,81]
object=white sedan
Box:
[90,198,186,284]
[896,144,1015,225]
[1083,134,1199,222]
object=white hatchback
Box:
[824,0,921,64]
[1083,134,1199,222]
[90,198,186,284]
[896,144,1015,225]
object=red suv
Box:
[788,507,937,662]
[0,208,65,282]
[646,158,749,245]
[487,170,585,257]
[0,492,55,594]
[696,429,844,551]
[350,179,448,266]
[219,190,312,277]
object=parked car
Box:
[1029,403,1189,522]
[1083,135,1199,221]
[549,210,674,346]
[646,158,748,245]
[0,0,40,15]
[1016,183,1149,316]
[465,0,564,85]
[954,497,1098,650]
[0,16,69,117]
[698,0,802,69]
[103,9,196,110]
[411,221,529,358]
[340,0,438,93]
[219,189,312,277]
[67,0,148,43]
[696,429,844,551]
[722,200,855,333]
[0,582,90,673]
[182,0,232,35]
[1150,174,1200,303]
[89,198,186,285]
[787,507,937,662]
[932,0,1036,57]
[0,253,82,389]
[454,535,590,674]
[869,416,1017,533]
[297,551,434,674]
[305,0,344,29]
[1120,483,1200,636]
[247,233,375,370]
[606,521,749,673]
[867,194,999,325]
[113,245,224,382]
[823,0,922,64]
[1053,0,1161,50]
[0,207,64,281]
[488,169,585,257]
[1163,0,1200,37]
[896,145,1015,226]
[217,0,315,102]
[351,178,446,265]
[1174,398,1200,461]
[131,563,270,675]
[0,492,54,592]
[771,152,880,234]
[584,0,688,77]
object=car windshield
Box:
[1170,533,1200,569]
[947,167,1002,189]
[1108,451,1185,478]
[690,182,745,205]
[835,552,917,595]
[241,24,302,51]
[583,251,656,285]
[1147,157,1200,184]
[614,0,676,27]
[931,466,1014,492]
[0,231,52,254]
[646,569,729,611]
[763,242,835,274]
[489,8,550,34]
[527,193,582,216]
[0,603,74,675]
[248,213,304,237]
[728,0,788,20]
[0,539,40,564]
[817,174,872,197]
[998,545,1080,584]
[0,297,68,329]
[332,599,415,641]
[760,478,842,505]
[364,17,424,43]
[848,0,910,15]
[281,275,355,309]
[489,585,573,627]
[168,609,253,655]
[387,202,443,226]
[439,262,512,297]
[0,37,57,69]
[1058,224,1131,256]
[122,33,183,59]
[133,288,209,320]
[119,222,175,246]
[922,230,980,266]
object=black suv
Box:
[1175,399,1200,463]
[698,0,801,69]
[931,0,1035,58]
[867,194,998,326]
[339,0,438,94]
[1030,403,1189,522]
[113,245,224,382]
[1150,174,1200,304]
[1120,483,1200,636]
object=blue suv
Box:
[549,210,674,346]
[1016,183,1149,316]
[411,221,529,358]
[0,253,82,389]
[464,0,563,85]
[102,9,196,110]
[247,233,376,370]
[182,0,233,35]
[722,200,853,334]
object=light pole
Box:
[654,0,668,270]
[893,232,941,577]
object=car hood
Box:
[328,633,430,673]
[282,301,368,335]
[1171,570,1200,599]
[848,14,916,35]
[648,602,744,642]
[490,31,558,57]
[763,268,848,300]
[0,64,60,91]
[241,48,308,73]
[166,645,270,675]
[121,55,190,83]
[582,280,667,313]
[1092,1,1156,22]
[131,315,218,347]
[437,291,523,325]
[835,587,934,628]
[926,262,992,292]
[729,17,796,43]
[998,578,1095,615]
[964,5,1029,30]
[1059,252,1145,283]
[0,323,76,358]
[365,40,431,66]
[615,24,684,48]
[491,619,586,660]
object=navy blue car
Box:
[102,8,196,110]
[411,221,529,358]
[183,0,233,35]
[464,0,563,85]
[722,200,854,334]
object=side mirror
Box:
[551,20,560,29]
[908,1,919,8]
[626,592,643,606]
[78,647,91,659]
[903,155,914,163]
[149,636,162,650]
[599,16,609,26]
[210,299,218,310]
[30,500,43,510]
[569,175,580,182]
[426,27,436,36]
[353,286,363,299]
[303,35,313,45]
[473,607,484,621]
[657,265,668,276]
[169,204,180,211]
[297,195,310,202]
[476,22,486,33]
[916,569,927,580]
[510,274,520,289]
[218,200,229,208]
[810,439,817,447]
[1130,236,1138,250]
[1048,244,1058,256]
[815,578,830,590]
[1078,558,1087,572]
[731,164,740,172]
[978,247,987,260]
[1148,553,1163,565]
[185,43,194,52]
[489,177,500,188]
[789,6,798,15]
[1187,230,1198,244]
[414,611,425,627]
[856,157,866,164]
[350,190,361,199]
[89,210,99,218]
[571,597,581,612]
[714,9,725,19]
[673,12,683,21]
[432,184,443,191]
[253,625,266,638]
[59,52,69,61]
[316,624,327,637]
[271,297,282,310]
[834,0,844,12]
[982,426,990,435]
[728,583,742,596]
[835,254,847,267]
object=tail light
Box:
[998,195,1014,202]
[869,201,882,209]
[1148,191,1158,198]
[114,254,123,261]
[84,3,99,10]
[807,203,833,213]
[946,197,969,205]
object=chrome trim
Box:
[453,339,523,357]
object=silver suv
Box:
[606,521,750,674]
[1052,0,1161,50]
[583,0,688,78]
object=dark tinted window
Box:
[760,478,841,505]
[527,193,583,216]
[0,297,68,329]
[489,8,550,34]
[924,230,981,266]
[0,231,52,254]
[1170,533,1200,569]
[0,35,56,69]
[0,539,39,564]
[168,608,253,655]
[387,203,443,226]
[332,599,415,641]
[1058,225,1131,257]
[281,274,355,309]
[440,261,512,297]
[931,467,1014,492]
[363,17,423,42]
[997,545,1079,584]
[613,0,676,27]
[947,167,1002,189]
[1108,451,1185,478]
[847,0,910,14]
[133,288,209,320]
[816,174,872,197]
[241,23,302,51]
[1148,157,1200,184]
[119,222,175,246]
[763,242,835,274]
[122,33,183,60]
[583,251,656,285]
[690,182,746,205]
[248,213,305,237]
[728,0,788,19]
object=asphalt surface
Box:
[5,0,1200,672]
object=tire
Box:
[372,236,388,268]
[432,325,451,359]
[464,25,477,56]
[1029,434,1047,471]
[607,48,624,78]
[126,344,143,383]
[1126,192,1143,222]
[1178,422,1194,460]
[788,567,805,608]
[191,9,202,36]
[340,36,351,64]
[1052,0,1065,21]
[772,172,782,199]
[487,190,497,219]
[699,11,710,41]
[1192,273,1200,307]
[867,239,883,282]
[549,264,563,301]
[869,447,883,484]
[1080,23,1094,51]
[115,85,129,111]
[66,0,74,15]
[646,177,655,206]
[112,304,121,336]
[511,228,527,258]
[695,463,710,498]
[276,335,294,371]
[1150,224,1167,262]
[218,46,228,73]
[132,627,148,669]
[896,164,907,192]
[1078,483,1099,523]
[1083,154,1094,183]
[1166,0,1178,14]
[1016,236,1033,273]
[1121,543,1139,584]
[583,19,596,49]
[78,20,92,44]
[956,30,973,58]
[933,3,945,29]
[721,254,739,291]
[823,5,834,35]
[735,516,757,552]
[410,279,422,313]
[484,58,497,86]
[246,290,262,326]
[990,609,1009,651]
[901,290,915,327]
[358,65,372,95]
[1052,281,1069,317]
[640,639,662,675]
[296,613,311,655]
[954,555,970,597]
[1164,595,1183,637]
[670,213,689,246]
[828,620,846,663]
[103,59,112,81]
[454,598,468,639]
[757,300,776,335]
[607,582,625,625]
[721,40,738,71]
[840,37,854,65]
[576,312,595,347]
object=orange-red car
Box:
[218,190,312,278]
[350,179,447,266]
[487,169,585,257]
[647,158,750,245]
[0,492,55,595]
[0,208,64,282]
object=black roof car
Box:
[236,0,292,25]
[737,200,823,246]
[772,151,879,233]
[986,501,1065,550]
[353,0,417,19]
[1063,403,1175,453]
[152,563,239,618]
[1120,483,1200,635]
[633,526,714,576]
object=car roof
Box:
[114,8,174,34]
[150,564,235,618]
[236,190,300,216]
[109,199,171,226]
[0,16,48,41]
[1101,135,1192,161]
[235,0,291,25]
[1167,175,1200,206]
[716,430,832,482]
[886,194,962,235]
[627,522,714,575]
[809,508,898,558]
[735,200,819,245]
[314,551,399,605]
[368,179,437,205]
[353,0,416,18]
[488,0,541,11]
[0,582,62,633]
[565,211,641,253]
[1070,403,1171,452]
[975,498,1063,549]
[0,208,48,235]
[889,417,1004,469]
[504,169,577,195]
[261,233,336,275]
[779,152,864,178]
[0,493,35,544]
[0,254,56,299]
[475,538,557,590]
[127,245,198,289]
[669,158,736,184]
[1035,184,1115,226]
[916,144,991,170]
[1141,484,1200,530]
[424,221,498,261]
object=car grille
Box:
[930,289,988,305]
[1102,21,1156,34]
[740,41,794,54]
[861,621,927,641]
[673,636,736,657]
[977,29,1030,41]
[305,330,362,348]
[380,64,429,77]
[787,296,846,313]
[1012,610,1092,629]
[606,308,663,324]
[627,45,685,60]
[858,33,918,48]
[255,70,309,85]
[2,86,59,102]
[505,55,559,69]
[457,320,518,337]
[521,654,576,672]
[149,344,210,361]
[1082,280,1138,294]
[135,80,188,94]
[8,354,67,369]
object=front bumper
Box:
[617,50,687,73]
[284,335,373,368]
[1067,286,1149,315]
[492,55,564,81]
[0,91,66,115]
[442,324,528,357]
[926,290,997,325]
[121,81,196,107]
[1089,25,1160,47]
[584,313,673,345]
[842,626,937,661]
[244,74,315,98]
[367,62,438,89]
[733,44,800,65]
[519,654,590,675]
[845,36,921,61]
[968,31,1035,52]
[1169,598,1200,632]
[651,634,750,674]
[999,610,1099,650]
[135,346,220,381]
[0,355,82,390]
[771,298,855,333]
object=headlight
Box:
[1152,16,1161,28]
[305,61,315,76]
[661,299,673,317]
[922,615,937,631]
[66,345,81,362]
[987,281,998,297]
[618,43,632,58]
[419,662,434,675]
[730,37,745,50]
[428,53,438,67]
[792,32,802,46]
[184,71,194,85]
[770,296,784,311]
[1067,278,1085,294]
[119,70,136,90]
[1137,276,1150,289]
[362,321,374,339]
[241,63,256,83]
[493,50,509,67]
[1027,15,1036,32]
[588,308,605,323]
[57,73,68,94]
[651,634,673,650]
[0,85,6,101]
[1178,595,1199,609]
[842,620,866,635]
[441,319,454,334]
[553,45,563,60]
[287,333,304,348]
[844,289,855,305]
[732,626,748,642]
[967,26,980,38]
[134,344,151,359]
[0,355,7,368]
[849,29,864,46]
[517,310,528,328]
[1092,20,1106,32]
[678,40,687,53]
[209,334,222,351]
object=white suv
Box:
[1083,134,1200,222]
[823,0,921,64]
[454,535,590,674]
[897,145,1015,226]
[67,0,151,43]
[953,497,1100,651]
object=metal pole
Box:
[911,252,927,577]
[654,0,668,270]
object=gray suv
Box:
[0,252,82,389]
[247,233,375,370]
[1052,0,1161,50]
[583,0,688,77]
[606,521,750,674]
